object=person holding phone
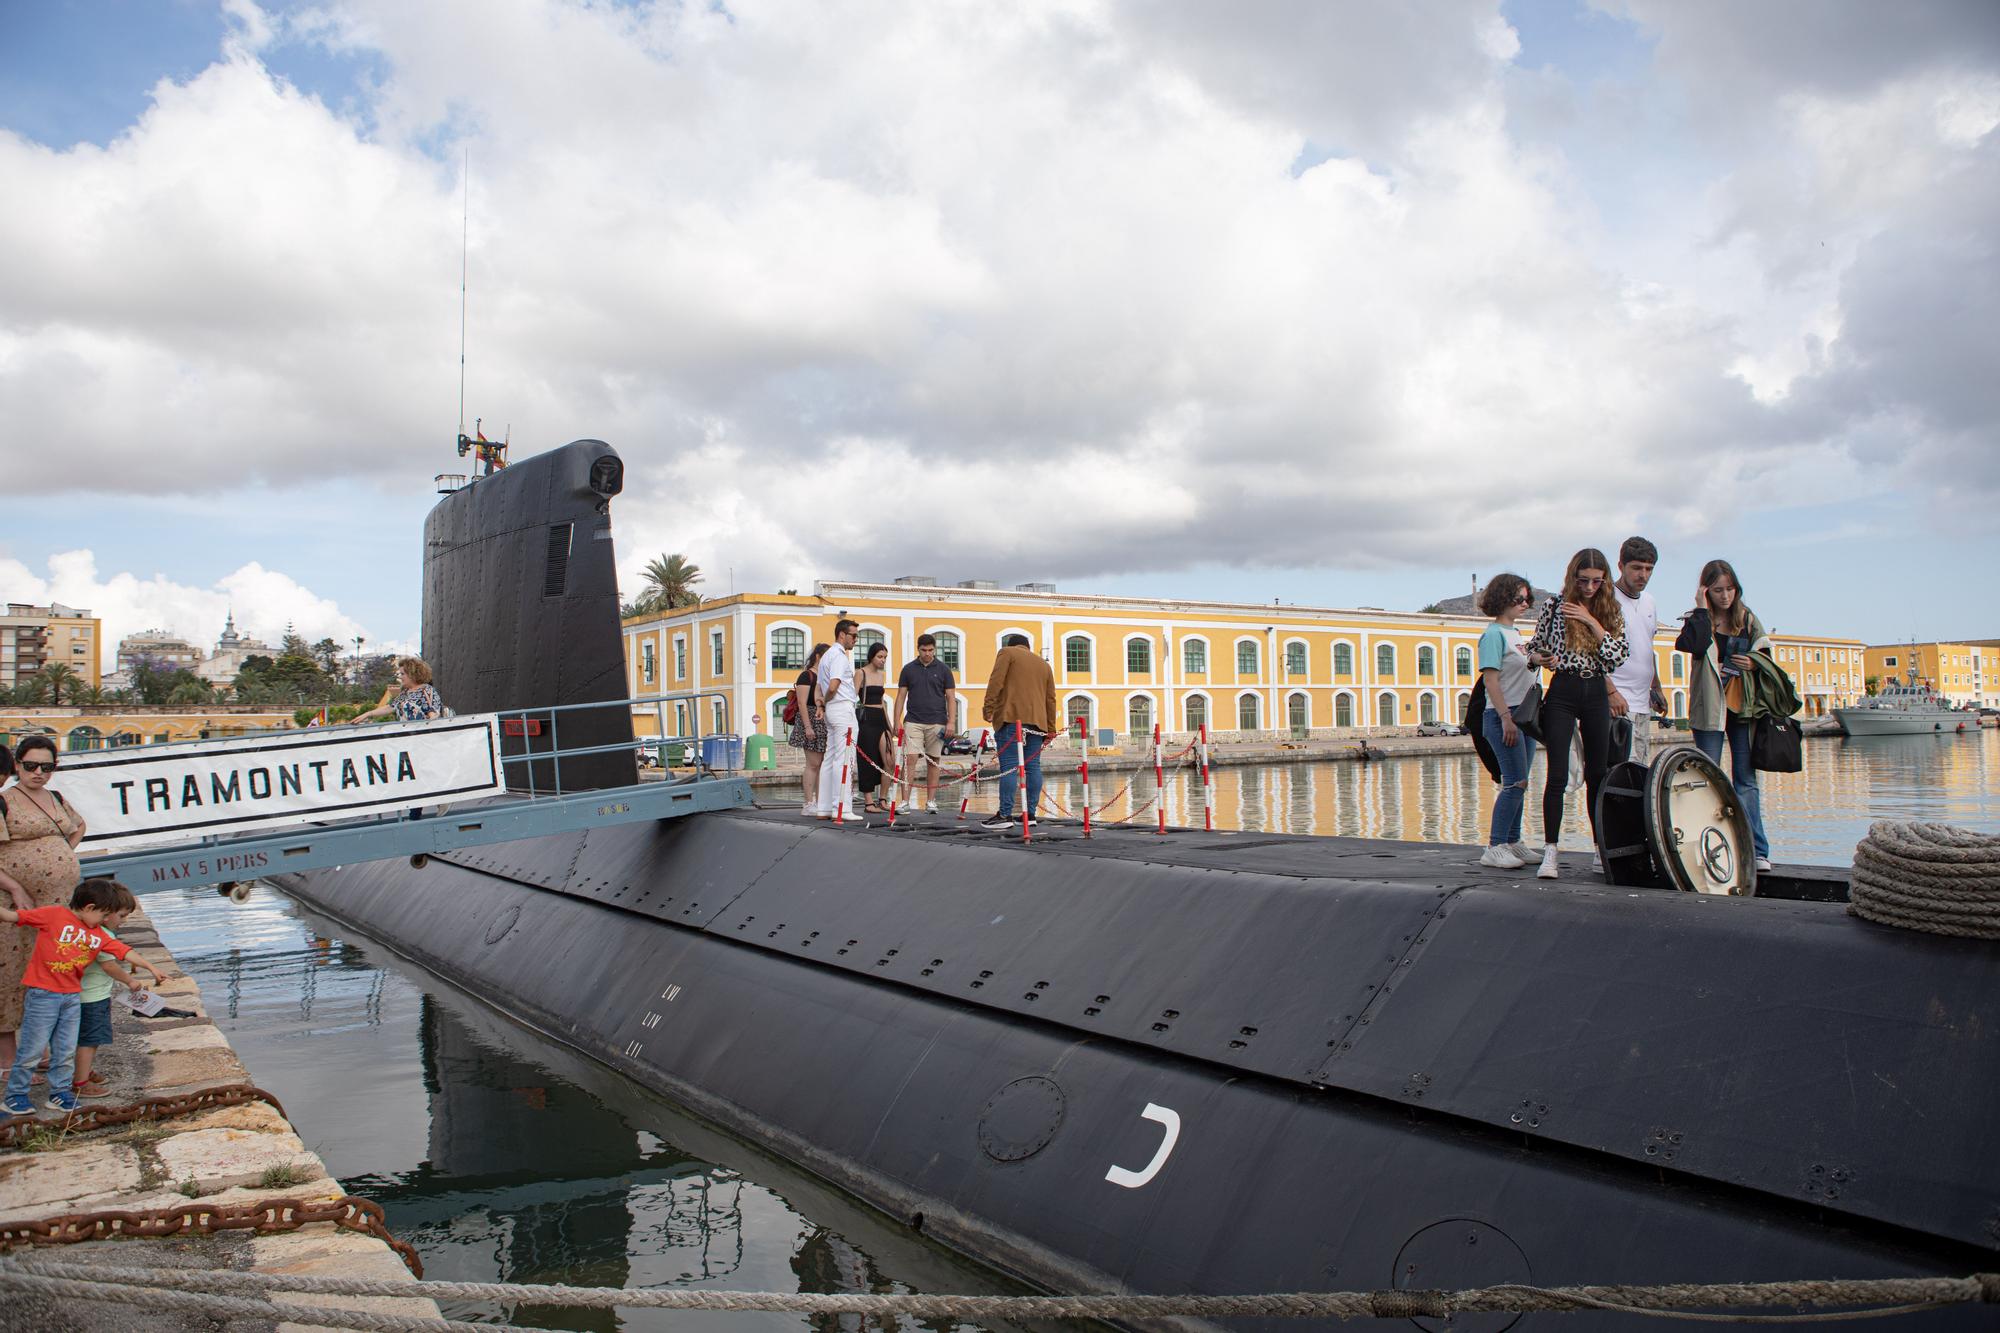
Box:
[1675,559,1774,869]
[1524,548,1628,880]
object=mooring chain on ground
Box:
[0,1260,1994,1332]
[0,1194,422,1279]
[0,1081,286,1150]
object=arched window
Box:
[1417,646,1436,678]
[1126,638,1152,673]
[1376,644,1396,678]
[1285,641,1307,676]
[1287,692,1309,734]
[66,726,101,752]
[1066,694,1095,737]
[1185,694,1208,733]
[1237,693,1260,732]
[1334,642,1354,676]
[1065,636,1092,673]
[1419,693,1438,724]
[932,631,961,671]
[766,694,790,730]
[1455,691,1470,720]
[1183,639,1207,674]
[1671,655,1684,680]
[1335,693,1354,727]
[1672,691,1686,719]
[1237,640,1259,675]
[856,628,886,659]
[1127,694,1153,738]
[770,627,806,671]
[1377,692,1397,727]
[1455,646,1473,678]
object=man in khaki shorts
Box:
[895,634,958,812]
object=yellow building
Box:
[1,602,102,691]
[0,706,297,752]
[622,581,1726,740]
[1766,633,1868,717]
[1865,642,1999,708]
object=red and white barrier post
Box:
[835,726,853,824]
[1199,723,1214,832]
[959,729,979,821]
[1153,722,1166,835]
[1015,722,1031,842]
[1077,714,1093,838]
[887,726,905,825]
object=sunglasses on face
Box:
[1511,593,1531,605]
[20,761,57,774]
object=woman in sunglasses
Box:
[0,735,88,1071]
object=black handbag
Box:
[1751,712,1803,772]
[1510,683,1544,743]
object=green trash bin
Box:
[744,733,777,771]
[663,739,690,767]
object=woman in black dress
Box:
[854,642,896,810]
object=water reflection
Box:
[786,728,2000,865]
[142,887,1024,1332]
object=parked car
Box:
[944,727,991,755]
[1417,721,1465,737]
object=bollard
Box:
[1154,722,1166,835]
[1080,748,1092,838]
[888,726,904,825]
[835,726,853,824]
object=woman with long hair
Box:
[1524,548,1628,879]
[1675,559,1774,869]
[1475,573,1538,869]
[854,642,896,811]
[789,642,831,814]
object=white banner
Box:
[56,716,505,853]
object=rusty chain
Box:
[0,1081,287,1150]
[0,1194,422,1278]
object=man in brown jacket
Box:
[981,634,1059,828]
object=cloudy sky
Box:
[2,0,1996,670]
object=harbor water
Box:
[139,728,1999,1328]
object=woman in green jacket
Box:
[1673,559,1773,868]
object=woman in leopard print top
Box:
[1523,549,1628,880]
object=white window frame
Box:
[1181,635,1210,675]
[1234,636,1262,677]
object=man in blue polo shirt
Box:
[894,634,957,812]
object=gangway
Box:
[81,693,755,893]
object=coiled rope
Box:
[1,1260,1994,1331]
[1848,821,2000,939]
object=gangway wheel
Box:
[1594,745,1756,896]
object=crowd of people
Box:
[1475,538,1776,880]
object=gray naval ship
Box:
[279,440,1999,1329]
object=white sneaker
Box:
[1479,845,1524,870]
[1508,843,1535,865]
[1591,853,1603,875]
[1755,856,1772,871]
[1537,846,1560,880]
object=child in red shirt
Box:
[2,878,155,1116]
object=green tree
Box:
[638,553,703,612]
[279,622,312,660]
[167,677,213,705]
[1864,675,1879,697]
[311,638,343,674]
[34,663,80,705]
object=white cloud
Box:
[0,0,1995,608]
[0,550,387,676]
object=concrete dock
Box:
[0,903,436,1330]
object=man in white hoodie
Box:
[811,619,861,819]
[1610,537,1666,766]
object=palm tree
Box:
[640,554,704,611]
[36,663,80,705]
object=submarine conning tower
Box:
[422,439,635,792]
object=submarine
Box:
[280,440,2000,1328]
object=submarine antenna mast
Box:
[450,151,508,478]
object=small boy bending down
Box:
[1,878,162,1116]
[74,882,150,1098]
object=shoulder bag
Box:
[1510,683,1544,743]
[1751,712,1803,773]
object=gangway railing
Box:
[83,690,755,894]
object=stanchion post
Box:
[1079,717,1093,838]
[835,726,853,824]
[1153,721,1166,835]
[1016,722,1030,842]
[888,726,904,825]
[1200,722,1213,832]
[959,729,978,820]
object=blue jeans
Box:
[1694,720,1771,860]
[994,724,1046,819]
[7,988,80,1102]
[1481,708,1538,845]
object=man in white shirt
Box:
[811,618,862,819]
[1609,537,1666,765]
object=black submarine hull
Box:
[284,441,1997,1326]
